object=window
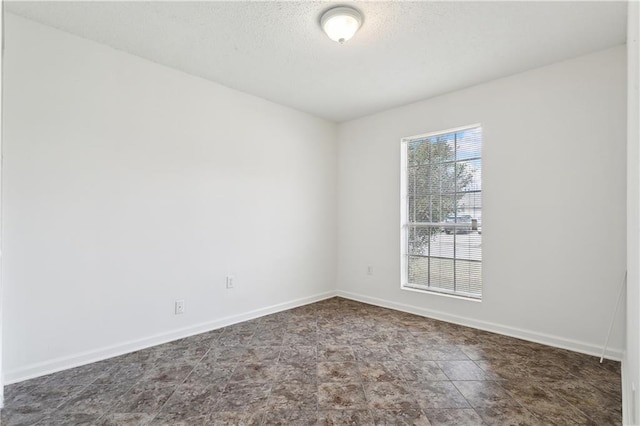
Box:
[401,125,482,299]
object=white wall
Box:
[337,46,627,359]
[0,0,4,408]
[625,1,640,424]
[2,14,337,382]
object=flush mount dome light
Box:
[320,6,363,44]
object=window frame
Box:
[400,123,483,301]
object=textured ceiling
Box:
[5,1,628,122]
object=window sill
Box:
[401,284,482,302]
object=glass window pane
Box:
[429,162,456,195]
[408,196,431,222]
[429,230,454,259]
[408,139,429,166]
[436,195,458,233]
[455,260,482,296]
[408,226,433,255]
[428,135,455,164]
[455,231,482,261]
[456,159,481,193]
[456,127,482,161]
[408,255,429,286]
[456,192,482,222]
[429,257,455,292]
[409,165,431,196]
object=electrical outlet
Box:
[175,300,185,315]
[226,276,235,289]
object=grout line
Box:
[147,332,224,423]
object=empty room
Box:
[0,1,639,425]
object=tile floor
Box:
[1,297,622,425]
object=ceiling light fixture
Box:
[320,6,363,44]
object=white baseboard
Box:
[621,357,640,426]
[4,291,337,385]
[337,290,624,361]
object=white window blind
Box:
[401,125,482,299]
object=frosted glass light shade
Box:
[321,7,363,44]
